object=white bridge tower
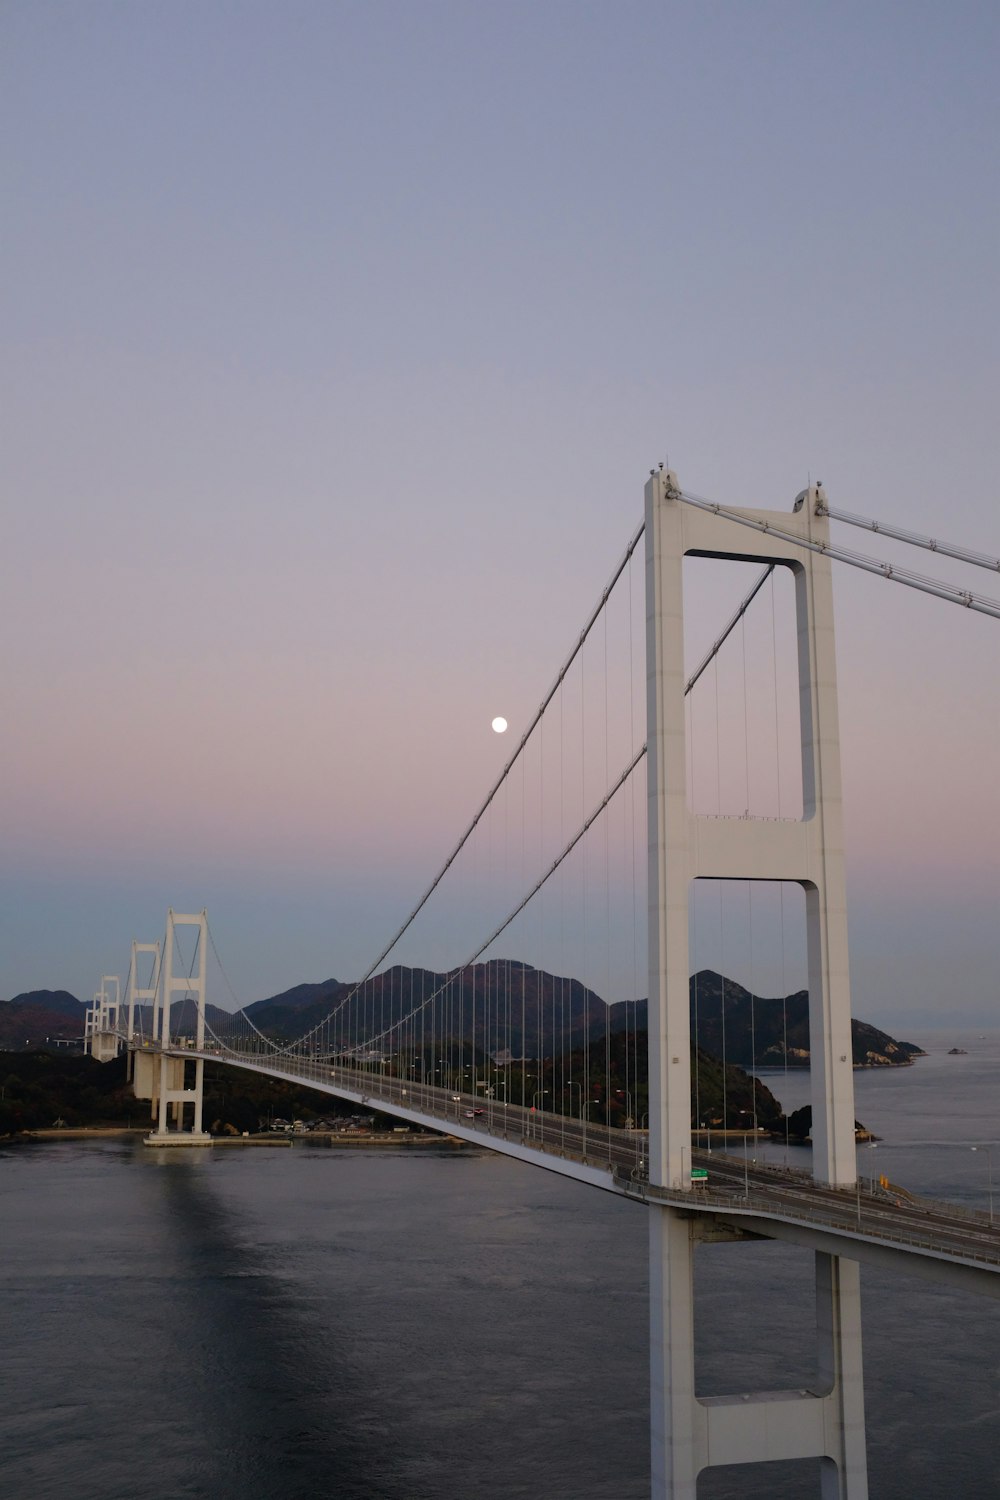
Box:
[143,909,211,1146]
[645,469,867,1498]
[85,975,121,1062]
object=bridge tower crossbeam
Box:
[645,469,867,1498]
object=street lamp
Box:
[971,1146,994,1226]
[615,1088,633,1128]
[580,1098,600,1157]
[564,1080,582,1117]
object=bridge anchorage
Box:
[89,468,1000,1499]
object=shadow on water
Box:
[6,1109,1000,1500]
[144,1150,421,1500]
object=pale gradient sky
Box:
[3,1,998,1028]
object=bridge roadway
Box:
[176,1043,1000,1297]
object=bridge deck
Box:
[150,1043,1000,1294]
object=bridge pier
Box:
[815,1252,867,1498]
[650,1212,869,1494]
[650,1211,867,1498]
[644,469,868,1496]
[649,1208,699,1493]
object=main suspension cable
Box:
[685,564,775,696]
[360,742,648,1051]
[286,544,788,1055]
[346,516,648,992]
[204,536,785,1062]
[820,501,1000,574]
[674,488,1000,620]
[253,516,648,1055]
[203,502,793,1066]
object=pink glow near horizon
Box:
[3,5,998,1022]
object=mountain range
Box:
[4,964,924,1069]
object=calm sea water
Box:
[3,1032,999,1500]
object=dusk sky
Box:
[3,2,998,1029]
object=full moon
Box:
[491,716,508,734]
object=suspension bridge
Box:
[86,469,1000,1500]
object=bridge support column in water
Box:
[144,909,212,1147]
[644,469,867,1496]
